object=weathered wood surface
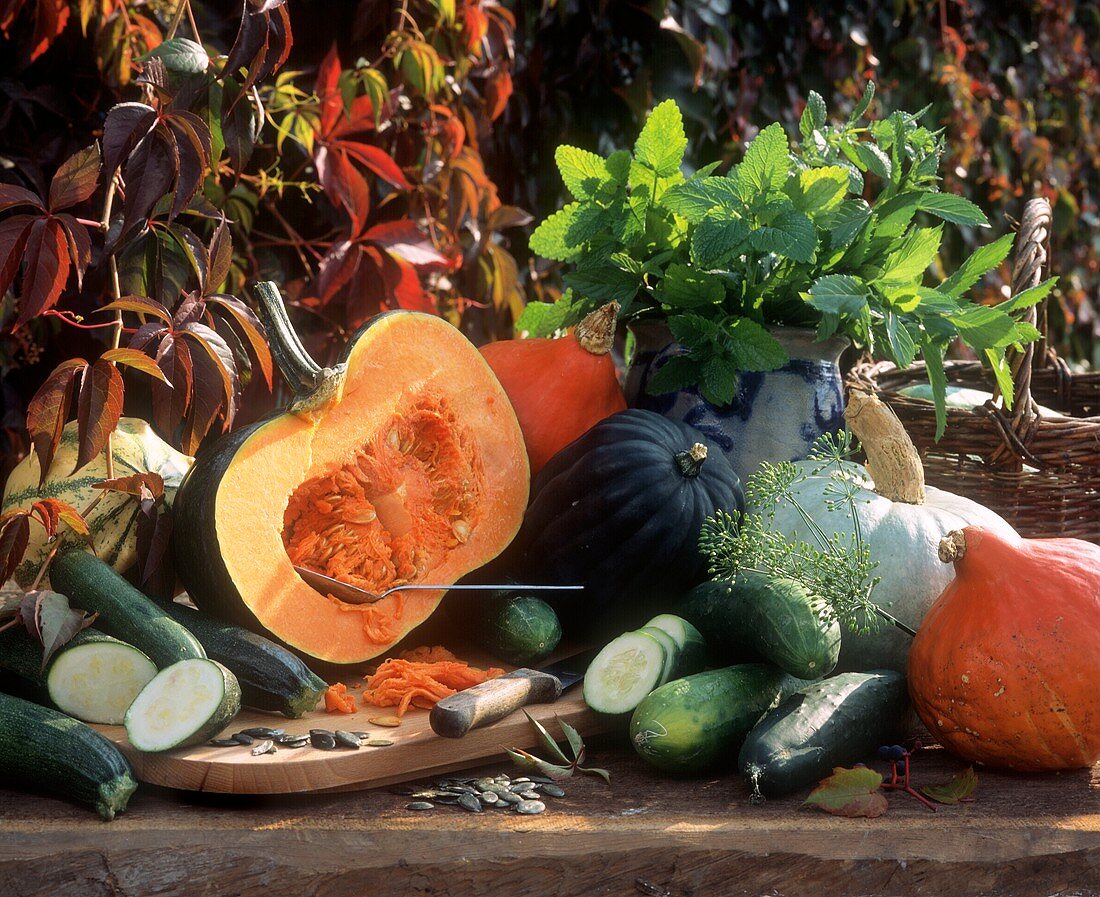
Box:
[2,743,1097,897]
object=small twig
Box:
[0,617,19,635]
[29,544,58,591]
[185,0,201,44]
[165,0,188,40]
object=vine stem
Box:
[100,172,122,480]
[165,0,188,40]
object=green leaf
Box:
[883,312,917,367]
[514,291,585,336]
[787,166,849,214]
[803,766,888,818]
[557,717,585,761]
[23,589,97,671]
[800,91,828,137]
[725,317,789,371]
[529,204,583,261]
[564,265,641,304]
[565,203,611,245]
[605,150,631,183]
[922,766,978,805]
[997,276,1057,314]
[669,313,721,348]
[917,193,990,227]
[505,748,572,780]
[922,335,949,440]
[633,99,687,178]
[855,142,892,180]
[556,146,612,201]
[143,37,209,74]
[984,348,1015,408]
[661,177,741,223]
[522,710,572,765]
[657,264,726,308]
[701,354,740,406]
[873,192,922,239]
[741,123,790,195]
[646,354,703,395]
[849,81,875,123]
[808,274,869,316]
[360,68,388,128]
[748,209,816,262]
[948,303,1016,351]
[940,233,1014,298]
[691,217,749,268]
[878,225,943,285]
[820,200,871,249]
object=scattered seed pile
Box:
[398,773,567,815]
[208,726,394,754]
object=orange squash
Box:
[481,302,627,476]
[173,284,529,664]
[908,526,1100,771]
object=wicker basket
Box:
[849,197,1100,543]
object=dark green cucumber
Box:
[470,592,563,666]
[0,691,138,819]
[629,664,804,773]
[153,599,327,717]
[50,550,205,668]
[670,580,762,664]
[738,670,909,798]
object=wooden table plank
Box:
[2,742,1097,897]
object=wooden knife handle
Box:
[429,669,563,739]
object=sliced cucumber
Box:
[47,633,157,724]
[125,658,241,752]
[638,626,680,686]
[645,614,708,677]
[583,630,667,715]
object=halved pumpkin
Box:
[173,284,529,664]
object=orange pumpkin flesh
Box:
[908,526,1100,771]
[188,312,529,664]
[481,302,627,476]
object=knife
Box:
[429,648,598,739]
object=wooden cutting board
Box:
[90,671,612,795]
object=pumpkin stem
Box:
[939,529,967,563]
[844,389,925,505]
[574,302,619,356]
[675,442,708,477]
[253,281,326,394]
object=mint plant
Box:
[521,84,1054,436]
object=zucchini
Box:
[644,614,708,678]
[0,626,156,724]
[125,658,241,752]
[583,630,667,715]
[738,670,909,799]
[0,691,138,820]
[629,664,803,773]
[467,591,563,666]
[154,599,327,717]
[50,550,205,668]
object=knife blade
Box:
[429,648,598,739]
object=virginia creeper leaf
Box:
[26,358,86,484]
[48,144,102,212]
[921,766,977,804]
[75,359,125,473]
[804,766,888,818]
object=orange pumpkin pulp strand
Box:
[908,526,1100,771]
[480,302,627,476]
[361,654,504,716]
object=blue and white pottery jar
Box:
[624,322,848,482]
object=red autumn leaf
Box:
[0,514,31,584]
[314,240,361,304]
[341,143,413,191]
[116,127,177,245]
[180,321,237,419]
[93,471,165,502]
[101,102,158,179]
[224,0,293,94]
[101,294,174,323]
[136,502,173,591]
[164,111,212,220]
[206,218,233,292]
[486,204,534,233]
[100,347,171,384]
[205,294,273,389]
[29,498,91,543]
[48,144,101,212]
[364,220,448,268]
[17,216,70,326]
[54,213,93,290]
[803,767,889,819]
[152,334,192,436]
[180,346,228,454]
[28,0,69,61]
[460,4,489,53]
[0,184,45,213]
[220,78,263,172]
[316,146,372,235]
[25,358,87,484]
[316,42,344,138]
[484,69,513,121]
[75,358,125,473]
[387,255,435,312]
[0,215,35,305]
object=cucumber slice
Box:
[125,658,241,752]
[637,626,680,686]
[583,631,667,715]
[47,635,157,724]
[644,614,708,677]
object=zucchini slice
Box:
[0,692,138,820]
[47,633,157,724]
[583,630,667,715]
[125,658,241,752]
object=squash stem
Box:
[845,390,925,505]
[252,281,325,395]
[675,443,708,477]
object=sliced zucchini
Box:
[125,658,241,752]
[645,614,708,677]
[583,630,667,715]
[47,632,157,724]
[638,626,680,686]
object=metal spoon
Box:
[294,566,583,606]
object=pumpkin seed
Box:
[368,716,402,728]
[515,799,545,815]
[475,778,497,791]
[310,732,337,750]
[209,738,240,747]
[479,791,499,805]
[275,733,310,745]
[520,790,540,800]
[351,731,371,739]
[512,776,531,783]
[309,728,334,736]
[539,784,566,798]
[527,776,556,785]
[251,740,276,756]
[366,739,394,747]
[510,782,533,793]
[232,733,255,745]
[239,727,282,739]
[335,730,361,749]
[405,802,434,811]
[494,790,522,805]
[457,793,482,813]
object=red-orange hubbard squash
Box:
[908,526,1100,771]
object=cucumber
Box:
[50,550,205,668]
[469,591,562,666]
[629,664,803,773]
[0,691,138,820]
[672,574,841,678]
[583,630,667,715]
[644,614,708,677]
[638,626,680,685]
[153,599,327,717]
[125,658,241,752]
[738,670,909,799]
[0,626,157,724]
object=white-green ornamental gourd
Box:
[761,391,1017,673]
